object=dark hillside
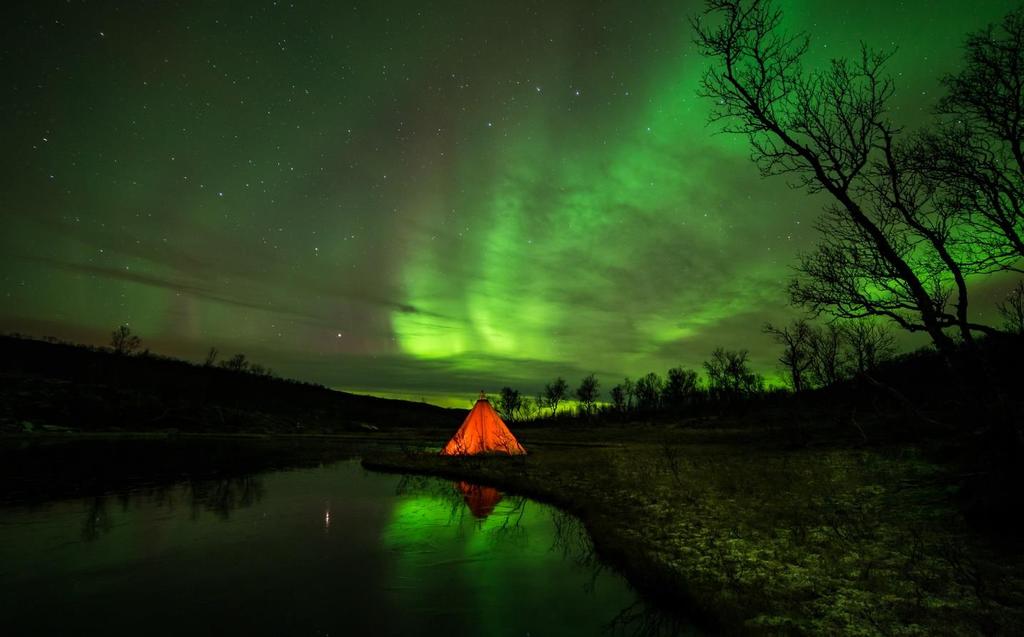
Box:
[0,335,464,434]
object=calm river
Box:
[0,450,685,636]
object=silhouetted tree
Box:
[703,348,761,401]
[997,281,1024,334]
[911,10,1024,266]
[110,324,141,355]
[609,383,628,413]
[633,372,663,411]
[520,396,539,421]
[249,364,274,377]
[763,320,814,392]
[621,377,636,411]
[204,347,219,367]
[498,386,523,421]
[543,377,569,416]
[869,130,1000,345]
[662,367,700,409]
[575,374,600,415]
[842,320,895,375]
[808,323,846,387]
[693,0,998,353]
[220,353,249,372]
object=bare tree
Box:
[703,348,762,400]
[842,320,896,375]
[633,372,664,411]
[575,374,601,416]
[808,323,846,387]
[220,353,249,372]
[621,377,636,411]
[997,280,1024,334]
[693,0,973,353]
[609,384,628,413]
[866,129,999,344]
[543,377,569,416]
[498,386,524,421]
[763,320,814,392]
[110,324,141,355]
[249,364,274,378]
[912,10,1024,267]
[520,396,539,421]
[662,367,701,408]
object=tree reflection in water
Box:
[80,496,112,542]
[187,476,265,520]
[78,475,266,541]
[548,508,692,635]
[71,469,689,636]
[609,600,696,637]
[391,476,691,636]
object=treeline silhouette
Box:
[0,328,462,434]
[495,320,1024,442]
[111,325,276,377]
[495,326,833,423]
[490,315,1024,523]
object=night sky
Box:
[2,1,1018,405]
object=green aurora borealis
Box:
[2,1,1019,405]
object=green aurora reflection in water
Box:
[1,1,1019,404]
[0,461,655,635]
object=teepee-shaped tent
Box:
[441,394,527,456]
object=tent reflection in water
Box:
[456,481,503,519]
[440,393,527,456]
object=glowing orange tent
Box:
[440,395,527,456]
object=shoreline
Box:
[362,452,721,634]
[4,426,1021,633]
[361,439,1023,635]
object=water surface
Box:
[0,457,680,636]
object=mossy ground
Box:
[365,424,1024,635]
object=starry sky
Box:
[1,1,1019,406]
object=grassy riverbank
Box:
[364,425,1024,635]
